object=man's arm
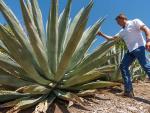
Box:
[140,25,150,51]
[97,31,117,41]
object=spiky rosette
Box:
[0,0,119,112]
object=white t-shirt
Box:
[116,19,146,52]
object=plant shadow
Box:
[109,87,150,105]
[133,97,150,105]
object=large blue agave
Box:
[0,0,119,112]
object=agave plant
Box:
[105,39,146,82]
[0,0,120,112]
[104,39,126,82]
[130,60,146,81]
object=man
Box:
[97,13,150,97]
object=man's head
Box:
[115,13,128,28]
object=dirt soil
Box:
[0,81,149,113]
[67,81,150,113]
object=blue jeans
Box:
[120,46,150,93]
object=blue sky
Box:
[0,0,150,51]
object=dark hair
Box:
[115,13,128,20]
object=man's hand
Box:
[146,41,150,52]
[97,31,115,41]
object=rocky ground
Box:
[0,81,149,113]
[68,81,150,113]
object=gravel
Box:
[68,82,150,113]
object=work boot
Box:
[116,91,134,98]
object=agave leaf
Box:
[110,70,122,82]
[0,85,11,91]
[0,27,23,59]
[0,90,31,103]
[78,40,116,69]
[0,40,9,55]
[26,0,33,20]
[1,72,33,87]
[66,47,113,79]
[7,95,47,113]
[0,25,27,65]
[0,97,30,108]
[0,46,9,55]
[20,0,52,80]
[72,81,121,90]
[34,94,56,113]
[77,89,98,97]
[30,0,46,47]
[0,25,51,85]
[78,53,115,73]
[132,74,141,82]
[98,65,115,71]
[47,0,58,74]
[0,53,19,75]
[62,18,71,51]
[0,0,34,57]
[16,85,51,95]
[62,65,115,88]
[55,0,93,82]
[65,27,91,72]
[58,0,72,62]
[96,65,115,76]
[62,69,105,87]
[0,53,35,82]
[0,73,34,88]
[54,90,84,105]
[65,8,83,45]
[0,68,8,75]
[67,18,105,71]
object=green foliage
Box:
[0,0,120,112]
[104,38,146,82]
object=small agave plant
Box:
[106,39,126,82]
[106,39,146,82]
[0,0,120,112]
